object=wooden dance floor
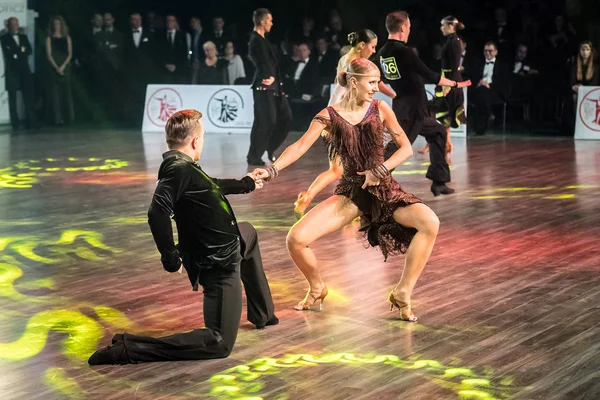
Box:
[1,128,599,399]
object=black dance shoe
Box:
[88,341,129,365]
[255,315,280,330]
[431,183,455,196]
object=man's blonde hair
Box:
[165,109,203,149]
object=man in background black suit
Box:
[0,17,37,131]
[159,14,188,84]
[95,12,124,121]
[471,41,509,135]
[285,42,320,99]
[207,16,231,55]
[314,38,337,87]
[188,16,207,83]
[124,12,158,124]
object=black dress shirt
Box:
[376,39,441,120]
[148,150,255,290]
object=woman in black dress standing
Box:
[45,15,74,125]
[420,16,465,155]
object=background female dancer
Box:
[420,16,466,155]
[255,58,440,321]
[294,29,396,218]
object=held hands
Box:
[357,170,380,189]
[457,80,471,88]
[261,76,275,86]
[246,172,264,189]
[251,168,270,181]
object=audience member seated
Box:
[510,44,538,113]
[570,41,598,104]
[314,37,338,89]
[285,42,322,128]
[470,41,509,135]
[323,11,348,52]
[224,41,246,85]
[195,41,227,84]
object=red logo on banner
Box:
[579,88,600,132]
[146,88,183,127]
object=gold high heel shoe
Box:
[294,287,328,311]
[388,292,418,322]
[294,192,310,220]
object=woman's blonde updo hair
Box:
[338,57,379,87]
[337,58,379,106]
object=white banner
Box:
[0,0,29,125]
[575,86,600,140]
[371,84,467,137]
[142,85,254,133]
[142,83,467,137]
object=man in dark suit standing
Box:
[471,41,509,135]
[88,110,278,365]
[188,16,206,84]
[124,12,158,124]
[0,17,37,131]
[72,13,103,121]
[95,12,124,121]
[207,16,230,55]
[159,14,188,84]
[247,8,293,166]
[486,7,514,56]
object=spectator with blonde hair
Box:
[195,40,227,84]
[571,41,599,103]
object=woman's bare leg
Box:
[287,195,360,308]
[295,157,342,219]
[390,203,440,318]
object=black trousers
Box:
[247,90,292,161]
[8,81,36,129]
[384,117,450,184]
[111,222,276,362]
[472,86,503,135]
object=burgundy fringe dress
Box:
[314,100,422,260]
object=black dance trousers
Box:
[116,222,276,362]
[384,117,450,184]
[247,90,292,161]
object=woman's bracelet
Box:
[370,164,390,180]
[264,164,279,182]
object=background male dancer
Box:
[247,8,292,166]
[88,110,278,365]
[377,11,470,196]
